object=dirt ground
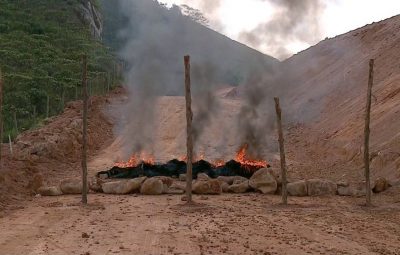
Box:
[1,191,400,255]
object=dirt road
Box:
[1,192,400,255]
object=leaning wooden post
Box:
[364,59,374,206]
[0,69,3,168]
[184,55,193,203]
[274,97,288,205]
[81,55,89,205]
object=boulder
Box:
[38,186,63,196]
[220,182,230,193]
[306,179,337,196]
[197,173,210,181]
[388,178,400,187]
[266,168,282,185]
[232,176,249,184]
[170,182,186,191]
[373,177,389,193]
[60,179,82,194]
[179,174,186,182]
[102,177,147,194]
[337,181,349,187]
[140,178,164,195]
[193,179,222,195]
[217,176,235,185]
[164,187,185,195]
[154,176,174,187]
[249,168,277,194]
[89,177,104,193]
[287,181,308,197]
[228,180,250,193]
[337,184,366,197]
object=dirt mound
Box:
[0,91,118,212]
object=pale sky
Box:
[159,0,400,59]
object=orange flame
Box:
[115,152,155,168]
[234,144,267,169]
[213,159,226,167]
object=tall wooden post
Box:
[364,59,374,206]
[0,69,3,168]
[184,55,193,203]
[81,55,89,205]
[274,97,288,205]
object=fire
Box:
[234,144,268,169]
[213,159,226,167]
[115,152,155,168]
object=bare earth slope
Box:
[282,15,400,183]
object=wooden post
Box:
[81,55,89,205]
[184,55,193,203]
[0,69,3,168]
[274,97,288,205]
[364,59,374,206]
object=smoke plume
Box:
[239,0,326,59]
[114,0,277,158]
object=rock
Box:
[337,181,349,187]
[81,232,90,238]
[170,182,186,191]
[228,180,250,193]
[232,176,248,184]
[197,173,210,181]
[266,168,282,185]
[140,178,164,195]
[102,177,147,194]
[60,179,82,194]
[38,186,63,196]
[193,179,222,195]
[89,177,104,193]
[154,176,174,187]
[164,188,185,195]
[388,178,400,187]
[306,179,337,196]
[337,186,351,196]
[337,184,366,197]
[220,182,230,193]
[373,177,389,193]
[217,176,235,185]
[79,0,103,40]
[287,181,308,196]
[28,174,44,193]
[179,174,186,182]
[249,168,277,194]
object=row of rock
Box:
[38,176,185,196]
[37,168,393,197]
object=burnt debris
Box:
[97,159,270,179]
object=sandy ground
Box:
[1,192,400,255]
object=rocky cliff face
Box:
[77,0,103,40]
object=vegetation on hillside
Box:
[0,0,119,140]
